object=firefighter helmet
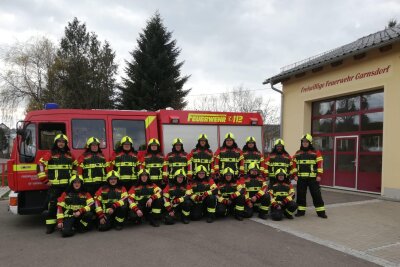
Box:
[274,139,285,146]
[246,136,256,143]
[195,165,208,174]
[172,138,183,146]
[138,169,150,177]
[120,136,133,145]
[174,169,187,181]
[54,134,68,144]
[86,137,100,148]
[69,174,84,184]
[224,132,235,140]
[301,134,313,144]
[248,162,260,171]
[274,168,287,177]
[106,170,120,181]
[148,138,160,146]
[221,167,234,176]
[198,134,208,141]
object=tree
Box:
[189,86,279,125]
[119,12,190,111]
[386,18,397,28]
[0,37,56,114]
[46,18,118,109]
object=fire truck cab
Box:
[8,107,263,215]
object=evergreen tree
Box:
[46,18,117,109]
[120,12,190,110]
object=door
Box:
[334,136,358,189]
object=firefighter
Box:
[265,139,293,187]
[292,134,327,218]
[94,170,128,231]
[214,132,244,183]
[269,169,298,221]
[243,163,270,219]
[163,169,193,225]
[128,169,163,227]
[164,138,189,185]
[109,136,140,190]
[140,138,166,188]
[56,175,94,238]
[190,165,218,223]
[242,136,265,175]
[187,134,214,180]
[38,134,77,234]
[77,137,108,196]
[216,167,246,221]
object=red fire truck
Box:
[7,106,263,215]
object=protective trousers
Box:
[164,199,192,224]
[191,195,217,220]
[129,198,163,223]
[98,205,127,231]
[270,201,298,221]
[216,195,246,217]
[46,186,66,231]
[61,211,93,237]
[296,179,326,215]
[243,194,270,218]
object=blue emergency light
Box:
[44,103,59,110]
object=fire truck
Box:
[7,105,263,215]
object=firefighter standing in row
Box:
[94,171,128,231]
[128,169,163,227]
[78,137,108,196]
[269,169,298,221]
[187,134,214,180]
[56,175,94,237]
[214,133,244,183]
[190,165,218,223]
[38,134,77,234]
[265,139,293,187]
[163,169,193,224]
[163,138,189,185]
[216,167,246,221]
[292,134,327,219]
[243,163,270,219]
[141,138,165,188]
[109,136,140,190]
[242,136,265,176]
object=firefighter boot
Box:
[317,211,328,219]
[295,211,305,217]
[46,224,55,234]
[284,212,294,220]
[206,214,215,223]
[182,215,190,224]
[258,212,268,220]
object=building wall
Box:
[281,43,400,199]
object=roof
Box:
[264,25,400,85]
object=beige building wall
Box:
[280,43,400,199]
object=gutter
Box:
[266,79,283,138]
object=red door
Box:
[334,136,358,189]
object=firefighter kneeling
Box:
[95,171,128,231]
[216,167,246,221]
[243,163,270,219]
[163,169,193,225]
[56,175,94,237]
[269,169,298,221]
[190,165,218,223]
[128,169,163,227]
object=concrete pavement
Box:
[251,189,400,266]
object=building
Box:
[264,25,400,200]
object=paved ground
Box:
[0,190,378,267]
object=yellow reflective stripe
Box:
[235,205,244,211]
[47,165,71,170]
[285,209,294,215]
[13,164,36,171]
[220,158,237,162]
[57,214,64,219]
[38,172,46,178]
[275,192,289,197]
[317,168,323,173]
[51,179,69,185]
[315,206,325,212]
[182,210,190,216]
[207,207,216,213]
[316,157,323,161]
[80,220,88,227]
[247,187,260,192]
[259,205,269,211]
[298,172,317,177]
[84,163,106,168]
[170,162,187,167]
[150,175,162,180]
[147,163,163,168]
[145,116,156,128]
[152,208,161,214]
[95,207,102,213]
[115,162,135,167]
[115,216,124,223]
[193,159,212,163]
[298,206,306,211]
[46,219,57,225]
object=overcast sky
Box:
[0,0,399,126]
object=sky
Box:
[0,0,399,127]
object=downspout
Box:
[268,79,283,138]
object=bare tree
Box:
[0,37,56,116]
[386,18,397,28]
[189,86,279,124]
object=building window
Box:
[336,96,360,114]
[361,112,383,131]
[335,115,360,132]
[112,120,146,151]
[312,101,335,116]
[72,119,106,149]
[312,118,333,133]
[361,91,384,110]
